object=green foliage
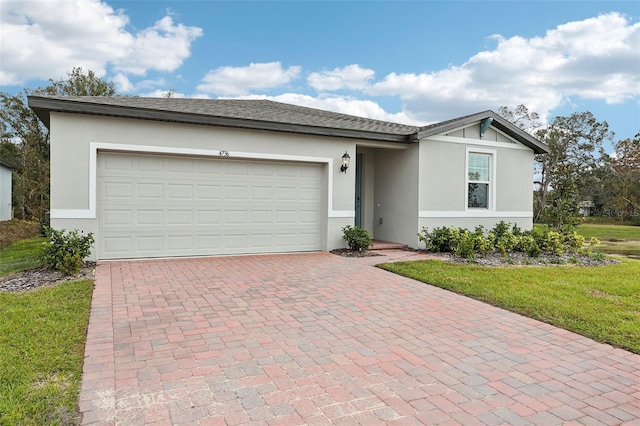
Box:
[341,225,372,251]
[534,111,614,224]
[1,67,117,220]
[33,67,117,97]
[540,230,565,255]
[418,221,598,260]
[473,227,495,256]
[454,231,476,260]
[0,91,50,220]
[41,227,94,275]
[563,231,586,253]
[518,235,542,258]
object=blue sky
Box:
[1,0,639,152]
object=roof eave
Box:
[416,110,549,154]
[27,96,413,144]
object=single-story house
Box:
[28,96,548,261]
[0,158,17,221]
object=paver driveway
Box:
[79,251,640,425]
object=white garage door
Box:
[97,152,324,259]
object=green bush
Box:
[518,235,542,257]
[542,230,565,255]
[454,231,476,260]
[419,222,597,260]
[342,225,372,251]
[41,227,94,275]
[563,231,586,253]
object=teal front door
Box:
[355,153,363,228]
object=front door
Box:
[355,153,363,228]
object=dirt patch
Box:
[0,219,41,250]
[0,263,95,293]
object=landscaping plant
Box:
[341,225,372,251]
[418,221,599,261]
[41,227,94,275]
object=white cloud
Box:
[0,0,202,86]
[233,93,424,126]
[367,12,639,124]
[196,62,301,96]
[307,64,375,92]
[112,73,168,94]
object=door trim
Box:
[51,142,353,219]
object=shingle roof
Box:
[28,96,418,143]
[27,95,548,152]
[0,158,18,170]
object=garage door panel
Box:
[137,209,163,225]
[98,152,323,259]
[197,210,221,225]
[197,185,221,199]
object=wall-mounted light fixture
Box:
[340,151,351,173]
[480,117,493,139]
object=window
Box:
[467,153,490,208]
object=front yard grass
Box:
[0,240,93,425]
[379,258,640,354]
[0,236,46,275]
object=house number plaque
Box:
[219,150,230,157]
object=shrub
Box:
[418,226,461,253]
[518,235,542,257]
[454,231,476,260]
[342,225,372,251]
[41,227,94,275]
[495,232,518,257]
[474,231,495,256]
[563,231,586,253]
[542,231,565,255]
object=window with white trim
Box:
[467,153,491,209]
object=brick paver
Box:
[80,251,640,425]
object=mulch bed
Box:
[330,249,383,257]
[0,263,95,293]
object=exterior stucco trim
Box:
[424,135,530,151]
[49,142,351,220]
[419,211,532,218]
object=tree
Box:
[610,133,640,220]
[0,91,50,220]
[497,104,541,134]
[34,67,117,97]
[0,68,117,220]
[533,112,614,228]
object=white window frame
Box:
[465,147,496,212]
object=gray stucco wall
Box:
[49,112,362,259]
[417,135,535,240]
[373,145,419,246]
[0,165,12,221]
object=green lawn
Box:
[0,236,46,276]
[576,224,640,240]
[379,259,640,354]
[0,240,93,426]
[535,223,640,259]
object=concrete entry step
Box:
[369,240,409,250]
